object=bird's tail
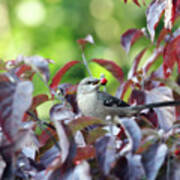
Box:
[129,100,180,113]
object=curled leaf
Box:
[146,0,167,41]
[50,61,80,91]
[120,28,144,53]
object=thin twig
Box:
[82,52,92,77]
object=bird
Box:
[76,77,180,120]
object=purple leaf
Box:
[112,154,145,180]
[129,89,146,105]
[146,0,167,41]
[166,159,180,180]
[128,48,147,79]
[145,86,175,131]
[50,104,75,163]
[120,28,144,53]
[0,81,33,143]
[119,117,142,153]
[66,161,91,180]
[92,59,124,83]
[95,136,116,175]
[142,143,168,180]
[0,155,6,179]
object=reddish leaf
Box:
[133,0,140,7]
[163,35,180,78]
[156,28,170,47]
[50,61,80,91]
[38,126,57,147]
[128,48,147,79]
[174,0,180,19]
[0,81,33,142]
[146,0,167,41]
[74,146,95,163]
[170,0,180,26]
[15,64,32,77]
[141,109,159,128]
[31,94,49,111]
[120,28,144,53]
[92,59,124,83]
[0,73,10,82]
[129,89,145,105]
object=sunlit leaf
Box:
[128,48,147,79]
[85,127,107,144]
[92,59,124,83]
[142,47,163,73]
[69,116,104,134]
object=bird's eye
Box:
[87,81,92,84]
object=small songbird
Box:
[76,77,180,120]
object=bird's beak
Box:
[92,79,100,85]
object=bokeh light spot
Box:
[90,0,114,20]
[16,1,46,26]
[95,18,121,42]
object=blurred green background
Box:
[0,0,152,118]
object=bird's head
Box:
[77,77,100,94]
